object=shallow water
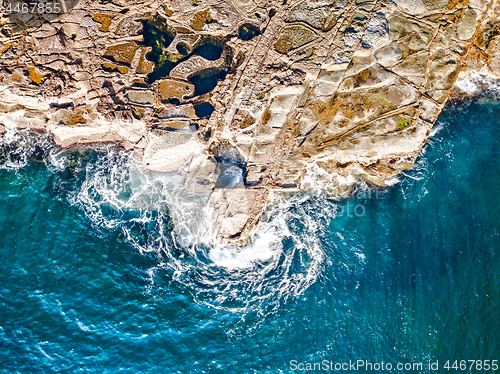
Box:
[0,99,499,373]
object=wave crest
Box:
[51,145,327,313]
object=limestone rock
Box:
[286,0,336,31]
[275,25,317,54]
[457,8,478,41]
[126,90,155,106]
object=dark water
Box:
[190,70,227,97]
[141,19,176,84]
[0,99,499,373]
[193,44,223,61]
[194,102,215,118]
[238,24,260,41]
[142,18,226,94]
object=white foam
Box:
[0,127,52,170]
[300,164,358,198]
[208,208,292,269]
[0,131,345,312]
[455,73,500,95]
[68,149,327,308]
[454,78,480,95]
[430,123,444,138]
[69,148,213,243]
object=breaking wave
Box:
[0,122,447,315]
[69,150,328,313]
[454,73,500,97]
[0,129,332,314]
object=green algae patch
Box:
[404,107,417,118]
[141,17,177,82]
[141,16,229,97]
[396,117,411,130]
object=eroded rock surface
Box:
[2,0,500,243]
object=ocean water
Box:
[0,99,499,373]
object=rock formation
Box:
[2,0,500,243]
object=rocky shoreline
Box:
[2,0,500,244]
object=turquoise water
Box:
[1,99,500,373]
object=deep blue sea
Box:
[0,99,499,373]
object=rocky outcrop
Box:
[1,0,500,243]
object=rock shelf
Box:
[2,0,500,243]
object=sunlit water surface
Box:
[0,99,499,373]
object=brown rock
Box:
[159,79,195,103]
[103,42,140,66]
[190,9,212,31]
[136,47,155,74]
[93,14,116,32]
[102,63,129,74]
[26,67,49,85]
